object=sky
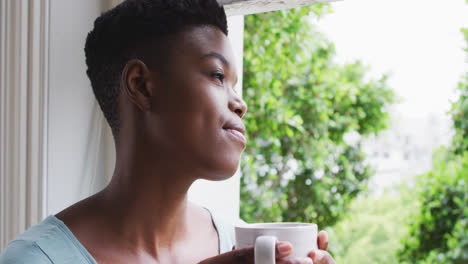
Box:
[315,0,468,119]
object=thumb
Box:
[199,245,255,264]
[199,241,293,264]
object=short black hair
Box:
[85,0,228,138]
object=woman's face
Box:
[145,26,247,181]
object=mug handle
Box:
[254,236,277,264]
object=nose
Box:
[229,92,247,118]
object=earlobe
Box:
[122,59,153,111]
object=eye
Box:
[210,72,225,84]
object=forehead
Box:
[170,25,236,68]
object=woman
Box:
[0,0,335,263]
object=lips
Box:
[223,122,246,146]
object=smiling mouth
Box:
[223,127,246,146]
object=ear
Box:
[121,59,154,111]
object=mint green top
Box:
[0,210,237,263]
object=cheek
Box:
[147,75,241,178]
[151,78,225,147]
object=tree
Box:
[450,27,468,155]
[398,8,468,262]
[328,186,418,264]
[397,149,468,264]
[240,5,396,228]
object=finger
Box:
[317,231,329,250]
[277,257,313,264]
[308,250,336,264]
[199,241,293,264]
[276,241,293,258]
[199,245,255,264]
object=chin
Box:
[206,173,235,182]
[205,160,241,181]
[198,148,243,181]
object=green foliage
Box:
[328,186,418,264]
[450,27,468,155]
[397,13,468,264]
[397,148,468,264]
[240,5,396,228]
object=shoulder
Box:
[0,216,93,264]
[0,240,51,264]
[0,217,60,263]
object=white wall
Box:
[47,0,116,214]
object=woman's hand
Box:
[307,231,336,264]
[199,241,313,264]
[199,230,335,264]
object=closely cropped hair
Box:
[85,0,228,138]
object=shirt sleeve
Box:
[0,240,53,264]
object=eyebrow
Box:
[200,52,239,86]
[200,52,230,66]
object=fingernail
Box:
[304,257,313,264]
[277,242,292,257]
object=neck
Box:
[98,141,198,256]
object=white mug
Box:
[235,223,318,264]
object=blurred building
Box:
[363,112,452,196]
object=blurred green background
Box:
[239,2,468,263]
